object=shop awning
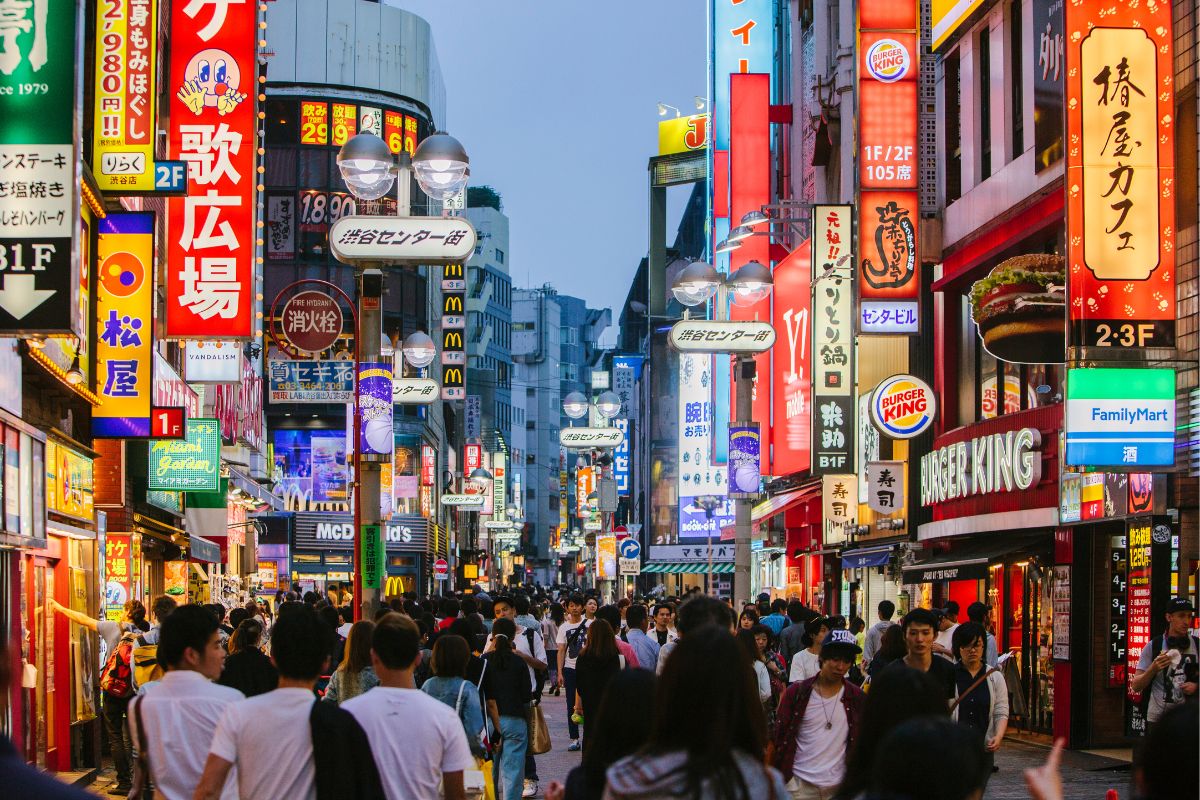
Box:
[642,562,735,574]
[188,534,222,564]
[902,532,1045,583]
[840,545,894,569]
[720,483,822,539]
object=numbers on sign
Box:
[1093,323,1155,348]
[300,121,328,145]
[299,192,355,226]
[18,83,49,94]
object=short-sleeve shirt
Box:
[209,687,317,800]
[556,620,589,670]
[343,687,475,800]
[1137,634,1199,723]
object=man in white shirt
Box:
[932,603,960,662]
[490,595,548,796]
[555,594,589,751]
[194,604,380,800]
[343,615,475,800]
[128,605,242,800]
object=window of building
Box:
[979,26,992,179]
[944,52,962,203]
[495,248,505,264]
[1009,0,1024,160]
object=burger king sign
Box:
[865,39,911,83]
[870,375,936,439]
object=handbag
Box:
[527,702,552,755]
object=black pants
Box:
[101,694,132,787]
[563,667,579,740]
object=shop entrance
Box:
[990,559,1054,736]
[23,556,57,769]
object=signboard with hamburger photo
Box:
[969,254,1066,364]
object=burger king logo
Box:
[865,39,911,83]
[870,375,936,439]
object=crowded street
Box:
[0,0,1198,798]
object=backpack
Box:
[524,628,550,697]
[1136,634,1200,718]
[100,632,137,698]
[565,622,589,661]
[132,634,164,688]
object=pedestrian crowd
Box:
[0,586,1194,800]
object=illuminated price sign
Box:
[331,103,357,146]
[300,101,329,145]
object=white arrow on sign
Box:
[0,274,55,320]
[669,320,776,353]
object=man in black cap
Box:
[1132,598,1198,726]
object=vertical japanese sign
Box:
[811,206,856,475]
[712,0,773,151]
[1065,1,1174,351]
[1126,518,1152,730]
[94,212,154,438]
[441,264,466,400]
[727,73,773,442]
[166,0,256,338]
[612,418,631,495]
[1109,533,1128,687]
[678,353,726,497]
[93,0,157,192]
[360,524,383,590]
[465,395,482,440]
[0,0,81,334]
[384,110,405,155]
[421,444,436,487]
[822,475,858,546]
[1032,0,1064,172]
[866,461,904,514]
[331,102,356,146]
[857,0,919,334]
[772,240,812,477]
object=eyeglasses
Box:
[959,641,984,651]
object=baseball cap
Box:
[822,629,862,656]
[1166,598,1196,614]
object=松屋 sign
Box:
[1065,1,1174,352]
[1065,368,1175,468]
[166,0,256,338]
[93,0,158,192]
[0,0,81,334]
[920,428,1043,506]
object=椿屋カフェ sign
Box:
[920,427,1042,506]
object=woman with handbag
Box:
[950,622,1009,792]
[483,619,532,800]
[422,634,487,758]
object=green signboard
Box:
[149,418,220,492]
[360,524,383,590]
[1065,368,1175,468]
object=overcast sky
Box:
[391,1,707,329]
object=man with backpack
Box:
[127,604,242,799]
[98,619,147,795]
[1132,597,1199,727]
[555,594,590,751]
[487,594,548,797]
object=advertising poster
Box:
[728,425,761,495]
[149,418,220,492]
[595,534,617,580]
[46,441,94,521]
[358,362,394,457]
[94,212,155,437]
[163,560,188,601]
[104,534,132,620]
[93,0,158,192]
[1126,519,1152,732]
[822,475,858,546]
[166,0,256,338]
[331,102,356,146]
[272,429,350,509]
[612,418,631,495]
[300,101,329,145]
[771,241,812,476]
[1065,0,1174,351]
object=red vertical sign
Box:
[857,0,919,334]
[166,0,257,338]
[771,241,812,476]
[728,73,772,461]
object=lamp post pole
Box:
[355,267,384,619]
[733,354,754,606]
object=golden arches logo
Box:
[443,331,463,349]
[444,296,463,313]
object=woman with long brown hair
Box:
[321,619,379,704]
[573,618,622,753]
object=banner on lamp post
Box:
[728,425,761,498]
[360,524,383,590]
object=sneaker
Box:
[567,739,581,752]
[522,778,539,797]
[108,786,132,797]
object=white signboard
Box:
[186,341,242,383]
[441,494,485,507]
[822,474,858,546]
[619,557,641,575]
[392,378,438,404]
[866,461,905,514]
[329,216,477,265]
[669,320,776,353]
[678,353,727,497]
[560,428,625,448]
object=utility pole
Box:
[733,354,754,606]
[356,267,384,619]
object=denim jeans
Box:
[494,715,528,800]
[563,666,579,739]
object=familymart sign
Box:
[1066,368,1175,468]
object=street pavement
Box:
[78,685,1129,799]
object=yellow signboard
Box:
[46,441,94,521]
[931,0,984,51]
[93,0,158,191]
[657,114,709,156]
[595,534,617,580]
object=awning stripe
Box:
[643,562,736,574]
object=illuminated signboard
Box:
[1065,368,1175,468]
[712,0,773,151]
[811,206,856,475]
[441,264,466,400]
[94,213,154,438]
[148,418,221,492]
[679,353,726,497]
[331,102,356,146]
[166,0,256,338]
[300,101,329,145]
[857,0,919,334]
[93,0,158,192]
[46,441,94,521]
[1065,1,1174,351]
[658,114,708,156]
[771,240,812,477]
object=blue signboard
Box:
[268,359,355,403]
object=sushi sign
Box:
[1065,368,1175,468]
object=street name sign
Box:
[669,320,776,353]
[560,428,625,449]
[330,216,477,265]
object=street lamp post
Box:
[336,131,471,620]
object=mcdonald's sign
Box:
[443,331,463,349]
[443,295,464,315]
[441,262,467,400]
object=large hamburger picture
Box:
[969,254,1065,364]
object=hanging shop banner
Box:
[421,444,436,487]
[360,524,383,590]
[712,0,773,151]
[358,362,393,457]
[866,461,904,515]
[771,240,812,477]
[857,0,919,334]
[679,352,726,497]
[166,0,256,339]
[46,440,94,522]
[658,113,708,157]
[94,212,154,438]
[441,263,466,400]
[465,395,482,440]
[822,475,858,546]
[1065,368,1175,468]
[268,359,355,403]
[576,466,595,520]
[463,444,482,476]
[0,0,81,334]
[1033,0,1064,172]
[1065,1,1174,351]
[612,418,631,495]
[728,425,761,496]
[1125,519,1152,716]
[148,417,220,492]
[93,0,157,192]
[811,206,856,475]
